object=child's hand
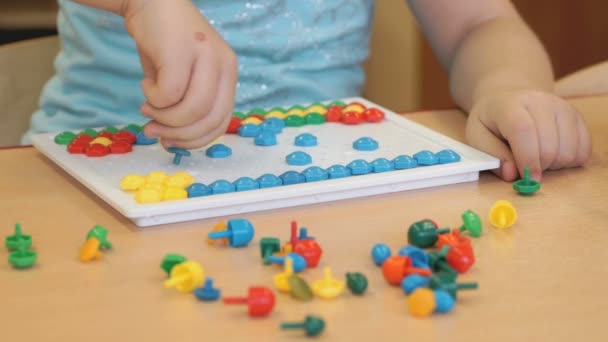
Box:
[465,89,592,181]
[123,0,238,149]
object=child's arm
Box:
[408,0,591,181]
[71,0,238,149]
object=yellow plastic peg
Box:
[489,200,517,228]
[311,267,345,299]
[80,238,103,262]
[273,258,295,292]
[164,260,205,293]
[207,221,229,246]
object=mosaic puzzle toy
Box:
[31,98,499,227]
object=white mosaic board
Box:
[31,97,499,227]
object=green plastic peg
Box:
[284,115,306,127]
[124,124,143,133]
[9,245,37,269]
[260,237,281,265]
[346,272,368,295]
[160,254,187,276]
[428,246,457,275]
[79,128,98,138]
[86,225,112,249]
[458,210,482,237]
[288,274,314,301]
[408,219,451,248]
[5,223,32,251]
[306,113,326,125]
[513,167,541,195]
[429,274,478,299]
[101,126,119,134]
[54,131,76,145]
[281,315,326,337]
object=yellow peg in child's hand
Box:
[164,261,205,293]
[311,267,345,299]
[273,258,295,292]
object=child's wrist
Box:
[471,69,553,104]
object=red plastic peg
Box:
[324,106,343,122]
[223,286,275,317]
[293,239,322,268]
[382,255,432,286]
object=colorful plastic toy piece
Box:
[146,171,169,184]
[5,223,32,251]
[260,117,284,133]
[286,151,312,166]
[327,100,346,107]
[288,274,314,301]
[234,177,260,192]
[260,237,281,265]
[135,187,163,204]
[165,172,195,189]
[209,180,236,194]
[206,144,232,158]
[281,316,325,337]
[167,147,191,165]
[223,286,276,317]
[86,143,110,157]
[363,108,385,122]
[254,131,277,146]
[381,256,432,286]
[207,221,229,246]
[306,112,326,124]
[287,105,306,116]
[436,149,461,164]
[280,171,306,185]
[135,131,158,145]
[273,258,295,292]
[489,200,517,228]
[232,111,246,119]
[266,253,307,273]
[353,137,379,151]
[247,107,266,116]
[434,289,456,313]
[284,115,306,127]
[458,210,482,237]
[226,117,242,134]
[113,130,137,144]
[294,133,318,147]
[311,267,346,299]
[372,158,395,173]
[429,274,478,299]
[298,227,314,240]
[110,141,132,154]
[427,246,458,275]
[341,111,365,125]
[79,128,98,138]
[194,278,221,301]
[397,245,429,268]
[327,164,351,179]
[302,166,329,182]
[160,254,187,276]
[238,123,262,137]
[266,110,287,119]
[8,245,37,269]
[401,274,431,295]
[187,183,211,197]
[305,104,328,114]
[408,219,451,248]
[208,219,255,247]
[413,150,439,166]
[446,243,475,274]
[242,117,263,125]
[325,105,343,122]
[371,243,391,266]
[257,174,283,188]
[124,124,143,133]
[164,260,205,293]
[343,102,366,113]
[513,167,541,195]
[435,229,472,251]
[408,288,436,317]
[293,239,322,267]
[54,131,77,145]
[91,136,113,146]
[79,237,103,262]
[346,272,368,295]
[347,159,372,175]
[86,225,112,249]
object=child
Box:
[25,0,591,182]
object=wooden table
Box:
[1,95,607,341]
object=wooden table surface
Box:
[1,95,607,342]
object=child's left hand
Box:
[465,89,592,181]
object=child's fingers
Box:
[575,115,592,167]
[549,103,579,170]
[141,56,221,127]
[158,114,231,150]
[494,109,543,181]
[466,114,518,181]
[526,101,560,170]
[141,53,193,109]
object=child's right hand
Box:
[123,0,238,149]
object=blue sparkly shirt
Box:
[23,0,375,142]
